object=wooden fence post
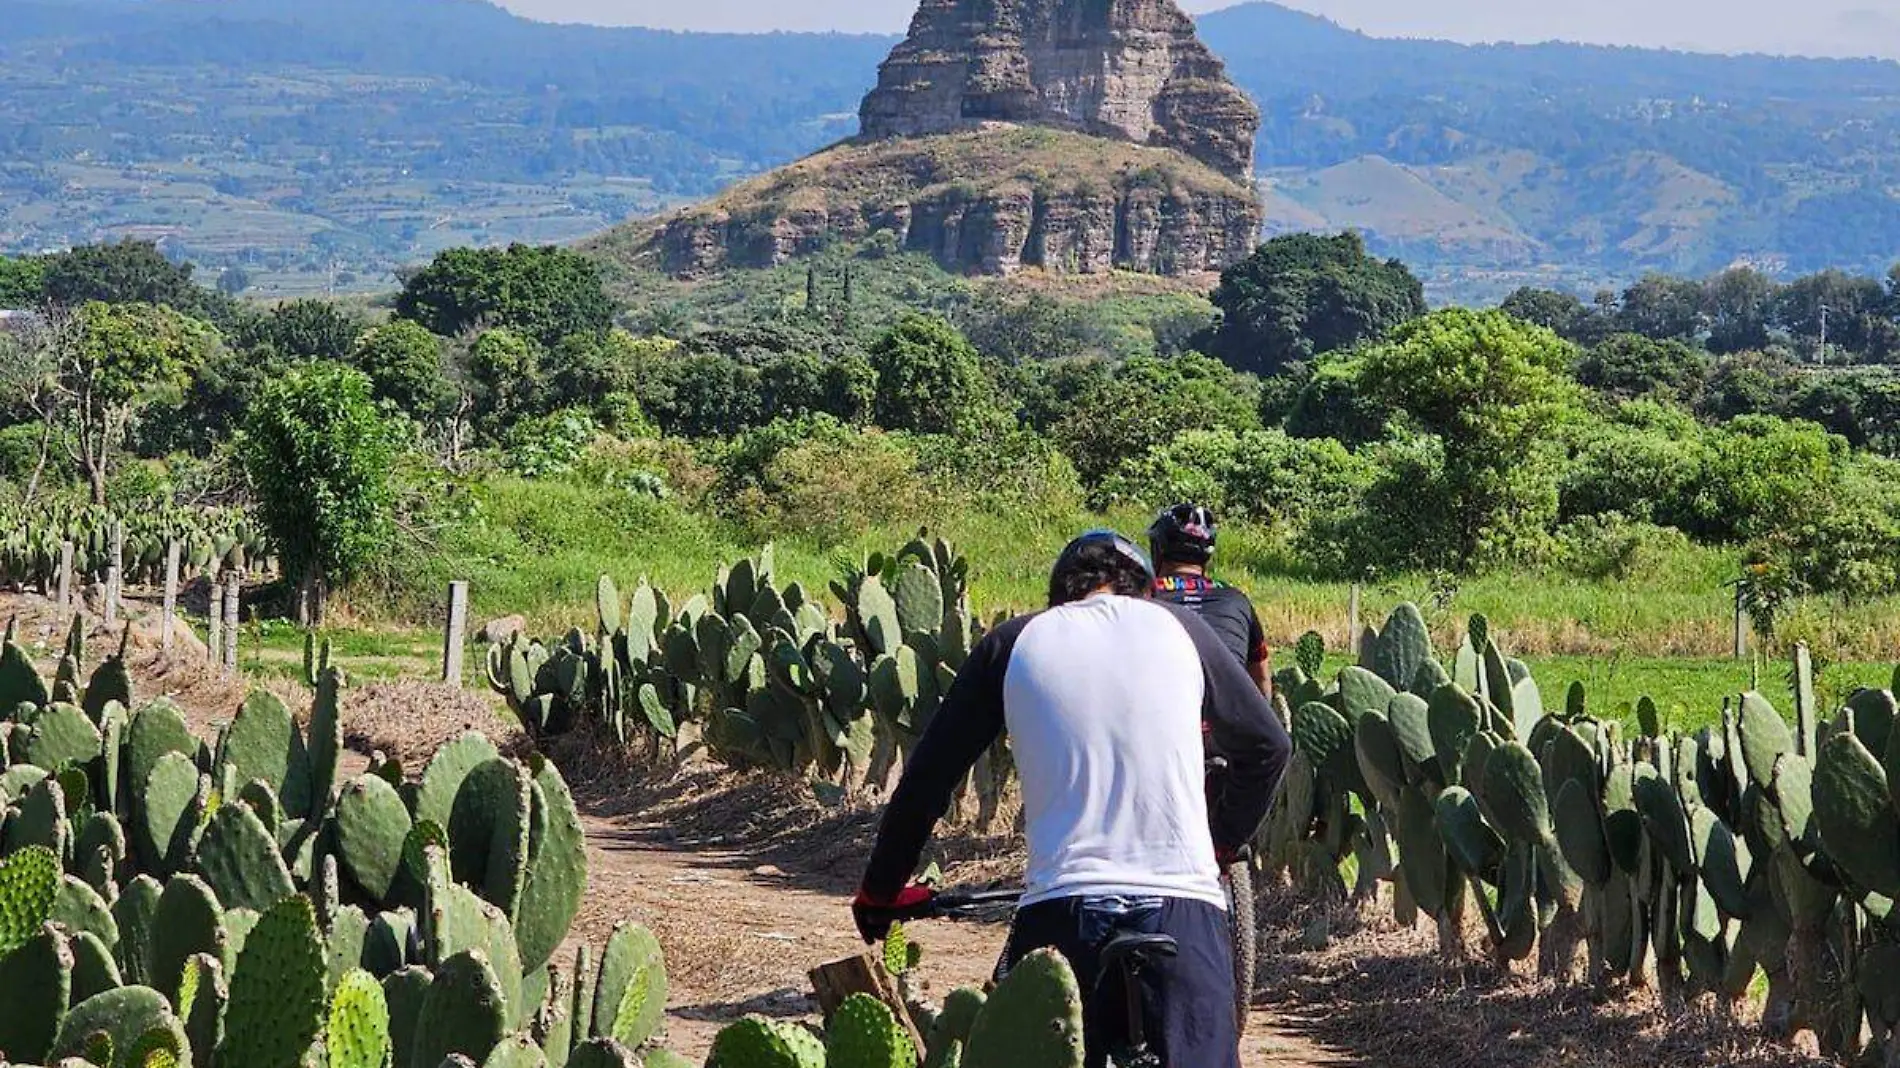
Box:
[57,540,74,611]
[1348,583,1362,653]
[161,540,181,653]
[443,581,469,685]
[104,521,123,628]
[222,576,241,675]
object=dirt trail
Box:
[570,795,1356,1066]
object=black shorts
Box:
[1001,894,1240,1068]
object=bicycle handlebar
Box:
[874,887,1022,924]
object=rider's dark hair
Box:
[1048,538,1153,608]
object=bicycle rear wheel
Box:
[1222,859,1256,1035]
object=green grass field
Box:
[313,475,1900,732]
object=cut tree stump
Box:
[809,953,925,1052]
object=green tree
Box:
[241,363,397,625]
[0,256,45,307]
[40,241,219,318]
[1696,352,1793,421]
[1356,308,1580,565]
[245,299,367,362]
[1500,287,1590,339]
[395,244,613,348]
[58,302,217,503]
[867,314,997,436]
[1055,352,1259,492]
[1777,269,1893,360]
[466,327,543,432]
[1575,334,1710,403]
[1615,274,1707,342]
[1702,267,1779,355]
[351,320,455,420]
[1204,232,1427,376]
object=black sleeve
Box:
[1164,603,1291,852]
[1245,601,1270,664]
[859,614,1031,899]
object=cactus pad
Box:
[220,895,327,1068]
[826,993,917,1068]
[706,1018,824,1068]
[217,690,297,801]
[194,800,296,914]
[411,950,510,1068]
[149,874,226,1004]
[137,752,204,876]
[51,985,191,1068]
[0,844,60,957]
[923,988,984,1068]
[1480,741,1554,845]
[0,923,72,1063]
[69,928,123,1005]
[336,774,414,903]
[479,1034,548,1068]
[1813,732,1900,897]
[327,968,392,1068]
[514,757,586,972]
[961,949,1084,1068]
[594,923,666,1048]
[415,733,503,833]
[448,758,533,917]
[26,702,103,772]
[382,967,434,1068]
[567,1037,641,1068]
[51,873,119,947]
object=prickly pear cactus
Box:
[961,949,1084,1068]
[0,923,73,1063]
[826,994,917,1068]
[219,895,328,1068]
[411,950,509,1068]
[195,799,297,913]
[593,922,666,1049]
[480,1033,548,1068]
[513,757,586,972]
[0,843,60,956]
[52,984,192,1068]
[337,774,416,903]
[922,989,984,1068]
[706,1017,825,1068]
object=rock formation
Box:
[593,0,1263,279]
[859,0,1261,181]
[616,129,1259,279]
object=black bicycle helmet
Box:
[1148,503,1218,566]
[1048,529,1155,606]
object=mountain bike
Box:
[892,888,1175,1068]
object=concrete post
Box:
[57,539,74,611]
[222,576,241,675]
[1348,583,1362,653]
[443,580,470,685]
[104,521,123,628]
[161,540,181,653]
[1733,587,1749,660]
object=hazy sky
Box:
[492,0,1900,60]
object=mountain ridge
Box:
[4,0,1900,299]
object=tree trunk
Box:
[23,419,52,503]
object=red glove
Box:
[852,884,934,944]
[1215,844,1244,868]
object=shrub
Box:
[716,418,929,544]
[912,423,1084,513]
[1552,513,1694,581]
[502,408,600,479]
[1098,426,1374,530]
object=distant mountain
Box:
[3,0,1899,299]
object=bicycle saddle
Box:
[1099,932,1179,975]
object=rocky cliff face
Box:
[860,0,1260,182]
[605,129,1261,280]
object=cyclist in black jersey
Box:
[1147,504,1272,698]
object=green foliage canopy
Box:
[396,244,613,348]
[240,363,397,621]
[1205,232,1427,376]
